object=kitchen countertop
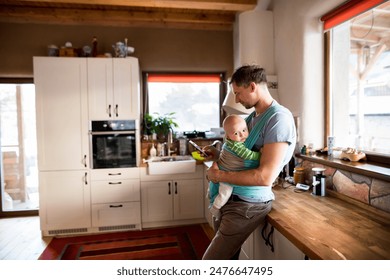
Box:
[204,161,390,259]
[269,184,390,260]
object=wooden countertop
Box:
[269,184,390,260]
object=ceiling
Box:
[0,0,257,31]
[350,1,390,50]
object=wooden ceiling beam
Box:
[0,5,235,30]
[12,0,257,12]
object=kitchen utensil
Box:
[312,167,326,196]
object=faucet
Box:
[167,130,175,156]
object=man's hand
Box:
[206,162,220,183]
[203,145,220,161]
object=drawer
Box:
[91,168,140,181]
[92,202,141,228]
[91,179,140,204]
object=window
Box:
[0,83,39,214]
[324,1,390,156]
[143,73,225,133]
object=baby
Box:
[209,114,260,220]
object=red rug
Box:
[38,224,211,260]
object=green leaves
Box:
[144,112,179,136]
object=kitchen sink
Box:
[145,155,196,175]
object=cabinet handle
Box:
[174,181,178,194]
[115,104,119,117]
[108,104,112,117]
[109,182,122,185]
[168,182,171,195]
[109,204,123,208]
[83,155,87,168]
[84,172,88,185]
[108,172,122,176]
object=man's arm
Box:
[207,142,288,186]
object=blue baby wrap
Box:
[209,104,281,204]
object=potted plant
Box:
[143,112,179,141]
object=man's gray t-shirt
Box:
[248,100,296,173]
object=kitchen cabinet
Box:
[239,233,254,260]
[90,168,141,231]
[140,166,205,227]
[87,57,140,120]
[34,57,91,236]
[39,170,91,236]
[34,56,142,236]
[34,57,89,171]
[239,223,305,260]
[203,165,213,227]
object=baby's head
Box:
[223,114,249,142]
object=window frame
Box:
[323,5,390,166]
[141,71,227,132]
[0,77,38,218]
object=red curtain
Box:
[147,74,221,83]
[321,0,386,30]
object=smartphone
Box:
[188,140,208,157]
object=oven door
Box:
[91,131,137,169]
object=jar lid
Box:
[312,167,326,173]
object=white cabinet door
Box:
[113,58,140,120]
[90,167,141,229]
[87,57,140,120]
[174,179,204,220]
[239,233,254,260]
[253,224,305,260]
[141,180,173,223]
[141,179,204,223]
[273,230,306,260]
[87,58,113,120]
[34,57,89,171]
[91,179,140,204]
[39,170,91,233]
[92,202,141,228]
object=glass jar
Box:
[293,167,305,184]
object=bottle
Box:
[157,143,162,156]
[149,144,157,157]
[92,36,98,57]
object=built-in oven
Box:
[90,120,140,169]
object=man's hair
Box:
[230,65,267,87]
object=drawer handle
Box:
[108,173,122,176]
[108,104,112,117]
[109,204,123,208]
[109,182,122,185]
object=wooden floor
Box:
[0,216,214,260]
[0,216,52,260]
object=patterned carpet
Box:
[38,224,211,260]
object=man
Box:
[202,65,296,260]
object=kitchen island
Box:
[268,184,390,260]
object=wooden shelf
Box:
[296,153,390,183]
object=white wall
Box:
[272,0,345,149]
[234,0,345,149]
